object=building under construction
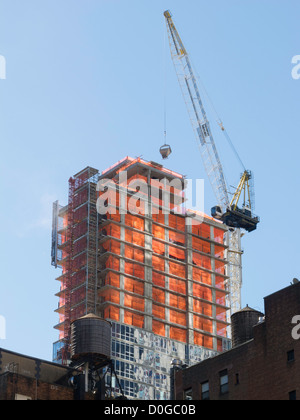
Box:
[51,157,230,400]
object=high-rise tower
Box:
[51,157,230,399]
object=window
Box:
[289,390,296,401]
[235,373,240,385]
[219,369,229,395]
[287,350,295,363]
[201,381,209,400]
[183,388,193,400]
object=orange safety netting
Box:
[152,213,164,225]
[169,214,185,231]
[125,229,145,247]
[152,287,165,304]
[215,245,225,259]
[104,305,120,321]
[152,240,165,255]
[152,272,165,288]
[169,245,185,261]
[124,310,144,328]
[169,310,186,327]
[215,276,225,290]
[169,261,185,278]
[152,304,165,320]
[124,294,145,312]
[99,289,120,305]
[192,223,210,239]
[152,224,165,240]
[169,293,186,310]
[124,277,144,295]
[125,214,144,230]
[152,320,165,337]
[217,339,223,352]
[193,299,212,317]
[127,198,147,216]
[192,237,210,254]
[192,252,211,270]
[216,306,227,322]
[104,272,120,288]
[169,277,186,294]
[102,239,121,254]
[104,255,120,271]
[217,322,227,337]
[194,332,213,349]
[170,326,186,343]
[215,259,226,275]
[216,290,226,306]
[214,227,225,244]
[194,316,213,333]
[169,230,185,246]
[106,213,121,223]
[152,255,165,271]
[193,267,212,285]
[101,223,121,239]
[124,262,144,279]
[125,245,144,263]
[193,283,212,301]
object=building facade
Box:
[51,157,230,399]
[0,348,76,400]
[175,281,300,400]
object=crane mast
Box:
[164,10,243,318]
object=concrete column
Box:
[185,221,194,345]
[210,225,217,351]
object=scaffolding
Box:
[52,167,99,364]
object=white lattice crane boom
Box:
[164,10,259,319]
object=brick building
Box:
[175,281,300,400]
[0,347,108,400]
[0,348,76,400]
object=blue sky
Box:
[0,0,299,361]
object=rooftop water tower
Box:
[231,305,264,348]
[70,314,125,400]
[70,313,111,365]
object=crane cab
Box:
[211,205,260,233]
[211,170,260,232]
[211,205,223,220]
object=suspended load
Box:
[160,144,172,159]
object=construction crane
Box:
[163,10,259,319]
